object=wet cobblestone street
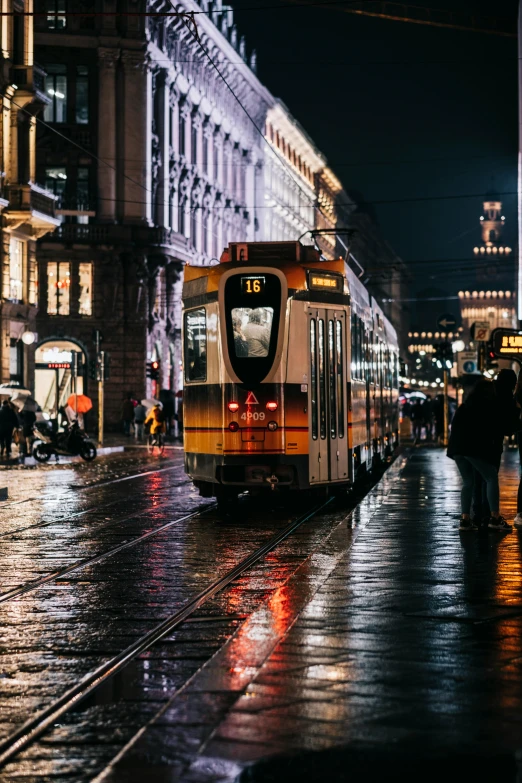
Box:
[2,448,522,782]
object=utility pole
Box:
[98,350,105,448]
[93,330,105,447]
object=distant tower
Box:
[473,193,512,259]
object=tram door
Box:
[308,309,349,484]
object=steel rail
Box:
[0,461,182,509]
[0,498,332,769]
[0,503,214,605]
[0,476,192,540]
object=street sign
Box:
[458,351,479,375]
[490,328,522,362]
[437,313,457,330]
[471,321,490,342]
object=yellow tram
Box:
[182,241,399,504]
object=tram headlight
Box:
[228,401,239,412]
[266,401,278,411]
[267,421,278,431]
[229,421,239,432]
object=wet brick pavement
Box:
[94,448,522,783]
[0,449,377,781]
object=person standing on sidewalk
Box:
[134,402,147,441]
[0,400,20,459]
[511,374,522,530]
[447,379,511,532]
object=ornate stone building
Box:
[33,0,273,425]
[0,0,57,387]
[263,101,325,244]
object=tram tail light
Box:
[267,421,278,431]
[266,401,278,411]
[228,401,239,412]
[229,421,239,432]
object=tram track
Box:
[0,500,215,605]
[0,460,182,510]
[0,475,192,540]
[0,497,332,770]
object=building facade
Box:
[263,101,325,244]
[33,0,273,425]
[0,0,58,388]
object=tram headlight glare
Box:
[228,401,239,412]
[229,421,239,432]
[266,401,278,411]
[267,421,278,431]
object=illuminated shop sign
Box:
[41,347,72,364]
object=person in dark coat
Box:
[472,369,519,524]
[0,400,20,459]
[447,379,511,532]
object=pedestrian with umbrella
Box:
[0,399,20,459]
[66,394,92,430]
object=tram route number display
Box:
[241,276,265,295]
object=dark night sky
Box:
[233,0,519,325]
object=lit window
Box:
[46,0,66,29]
[45,167,67,205]
[78,262,92,315]
[43,66,67,123]
[76,66,88,124]
[47,261,70,315]
[8,238,24,302]
[10,338,23,383]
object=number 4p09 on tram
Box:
[182,241,399,503]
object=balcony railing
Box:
[54,224,109,243]
[5,182,58,224]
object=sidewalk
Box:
[101,448,522,782]
[0,432,183,468]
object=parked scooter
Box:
[32,419,97,462]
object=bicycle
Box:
[147,431,165,456]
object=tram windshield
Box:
[224,273,281,384]
[232,307,274,358]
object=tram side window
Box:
[232,306,274,358]
[184,308,207,382]
[351,313,364,382]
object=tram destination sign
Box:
[307,271,342,293]
[490,328,522,361]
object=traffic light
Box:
[89,359,98,380]
[432,342,453,370]
[147,360,160,381]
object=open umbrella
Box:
[66,394,93,414]
[142,398,161,410]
